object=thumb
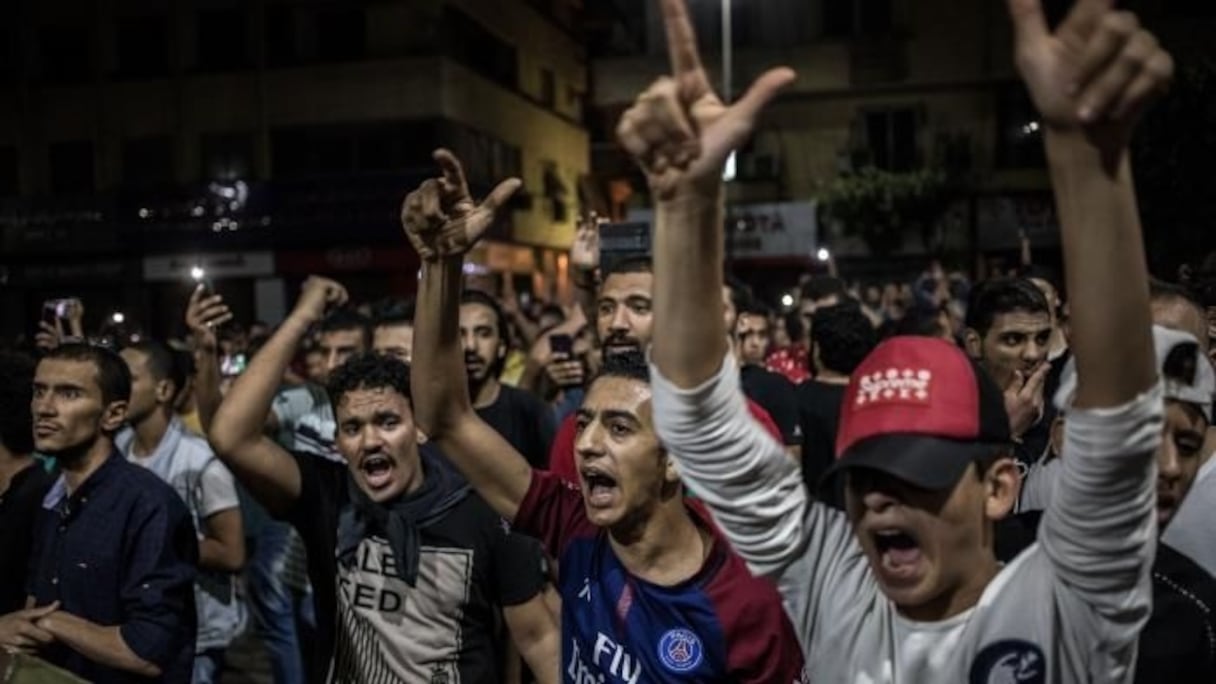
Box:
[28,601,60,618]
[480,178,523,214]
[1006,0,1049,50]
[728,67,797,128]
[1022,362,1050,397]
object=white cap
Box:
[1055,325,1214,422]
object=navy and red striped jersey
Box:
[515,470,808,683]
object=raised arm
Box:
[208,277,346,517]
[1009,0,1169,618]
[185,285,232,434]
[405,150,534,522]
[616,0,816,579]
[1011,0,1164,405]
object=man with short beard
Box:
[5,344,197,683]
[461,290,556,468]
[546,255,786,482]
[209,279,558,684]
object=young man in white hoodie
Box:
[623,0,1174,680]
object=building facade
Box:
[0,0,588,339]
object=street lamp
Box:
[721,0,736,182]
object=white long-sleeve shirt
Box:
[652,353,1163,683]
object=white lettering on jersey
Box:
[568,633,640,684]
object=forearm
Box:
[193,344,222,434]
[571,270,597,328]
[1046,131,1155,407]
[412,258,476,435]
[42,613,161,678]
[652,188,729,387]
[504,602,559,684]
[651,353,809,577]
[210,315,308,454]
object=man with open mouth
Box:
[405,149,807,682]
[208,279,559,684]
[638,0,1173,681]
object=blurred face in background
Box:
[597,272,654,360]
[735,313,771,366]
[373,324,414,365]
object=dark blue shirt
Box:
[28,451,198,684]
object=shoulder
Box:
[114,460,192,520]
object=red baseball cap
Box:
[823,336,1011,490]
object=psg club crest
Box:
[657,628,703,673]
[969,639,1046,684]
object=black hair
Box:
[892,304,950,340]
[319,308,373,347]
[1019,265,1062,297]
[593,348,650,385]
[604,256,653,278]
[1150,278,1205,312]
[325,352,412,411]
[724,275,754,314]
[801,276,847,303]
[0,350,36,454]
[782,310,806,343]
[42,343,132,407]
[812,303,878,375]
[373,299,416,328]
[125,339,185,393]
[738,299,773,320]
[460,290,509,346]
[964,278,1050,338]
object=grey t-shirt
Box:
[652,353,1163,683]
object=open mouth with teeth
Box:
[360,454,395,490]
[872,529,923,581]
[581,469,620,508]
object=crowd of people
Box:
[1,0,1215,682]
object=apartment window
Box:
[272,122,439,178]
[539,68,556,107]
[442,7,518,89]
[49,141,95,194]
[198,9,249,71]
[265,5,298,66]
[201,132,254,181]
[0,147,18,196]
[122,137,174,188]
[40,24,92,84]
[863,108,918,172]
[996,86,1045,169]
[115,15,170,78]
[317,7,366,62]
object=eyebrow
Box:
[33,382,86,392]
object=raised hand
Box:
[186,285,233,350]
[1007,0,1173,146]
[1004,361,1050,439]
[402,149,521,261]
[292,276,348,325]
[615,0,795,199]
[570,212,603,273]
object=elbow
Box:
[207,420,252,460]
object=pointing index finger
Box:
[661,0,710,90]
